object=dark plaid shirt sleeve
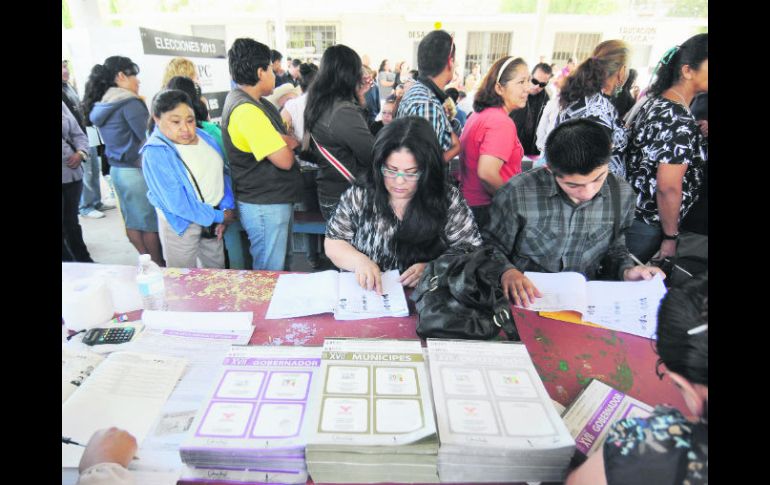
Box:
[610,185,636,280]
[481,168,635,280]
[482,182,522,276]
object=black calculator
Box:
[82,327,135,346]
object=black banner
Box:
[140,27,226,59]
[203,91,229,120]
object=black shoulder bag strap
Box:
[157,138,207,204]
[595,173,622,280]
[607,173,620,242]
[62,136,78,154]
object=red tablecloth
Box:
[63,263,687,485]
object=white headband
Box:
[496,57,516,84]
[687,324,708,335]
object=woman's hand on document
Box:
[354,255,383,295]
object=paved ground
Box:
[80,177,328,272]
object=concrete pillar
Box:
[274,2,287,55]
[532,0,550,63]
[63,0,106,94]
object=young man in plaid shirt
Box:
[482,119,665,308]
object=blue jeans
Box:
[237,202,292,271]
[79,146,104,214]
[223,218,247,269]
[625,219,663,264]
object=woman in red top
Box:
[458,56,530,228]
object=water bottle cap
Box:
[139,254,152,263]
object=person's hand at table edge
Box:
[623,265,666,281]
[501,268,542,308]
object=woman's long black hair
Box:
[363,116,449,269]
[163,76,208,128]
[303,45,362,141]
[649,33,708,97]
[82,56,139,127]
[656,273,708,388]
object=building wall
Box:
[63,13,706,95]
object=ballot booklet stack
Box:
[305,338,439,483]
[180,346,323,484]
[561,379,654,457]
[427,339,575,483]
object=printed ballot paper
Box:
[519,272,667,339]
[265,270,409,320]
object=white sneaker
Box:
[82,209,105,219]
[98,200,116,210]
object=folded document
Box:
[519,272,667,339]
[266,270,409,320]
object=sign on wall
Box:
[619,26,657,44]
[139,27,231,120]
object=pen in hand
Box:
[62,436,85,447]
[628,253,645,266]
[62,436,140,460]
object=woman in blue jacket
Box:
[140,89,237,268]
[83,56,163,265]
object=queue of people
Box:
[64,29,708,484]
[65,31,707,283]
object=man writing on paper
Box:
[482,119,664,308]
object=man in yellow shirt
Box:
[221,38,303,270]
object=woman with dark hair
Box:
[164,75,248,269]
[303,45,375,220]
[624,34,708,264]
[139,90,236,268]
[325,117,482,292]
[84,56,163,265]
[458,56,529,228]
[567,273,707,485]
[554,40,630,178]
[612,68,638,120]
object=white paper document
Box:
[141,310,254,344]
[123,328,233,473]
[61,351,187,467]
[520,272,667,339]
[62,346,105,403]
[265,270,409,320]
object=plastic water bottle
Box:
[136,254,167,311]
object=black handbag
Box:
[411,244,519,341]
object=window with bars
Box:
[268,24,337,63]
[551,32,602,70]
[464,32,513,76]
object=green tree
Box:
[159,0,191,13]
[548,0,620,15]
[500,0,537,13]
[668,0,707,17]
[62,0,73,29]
